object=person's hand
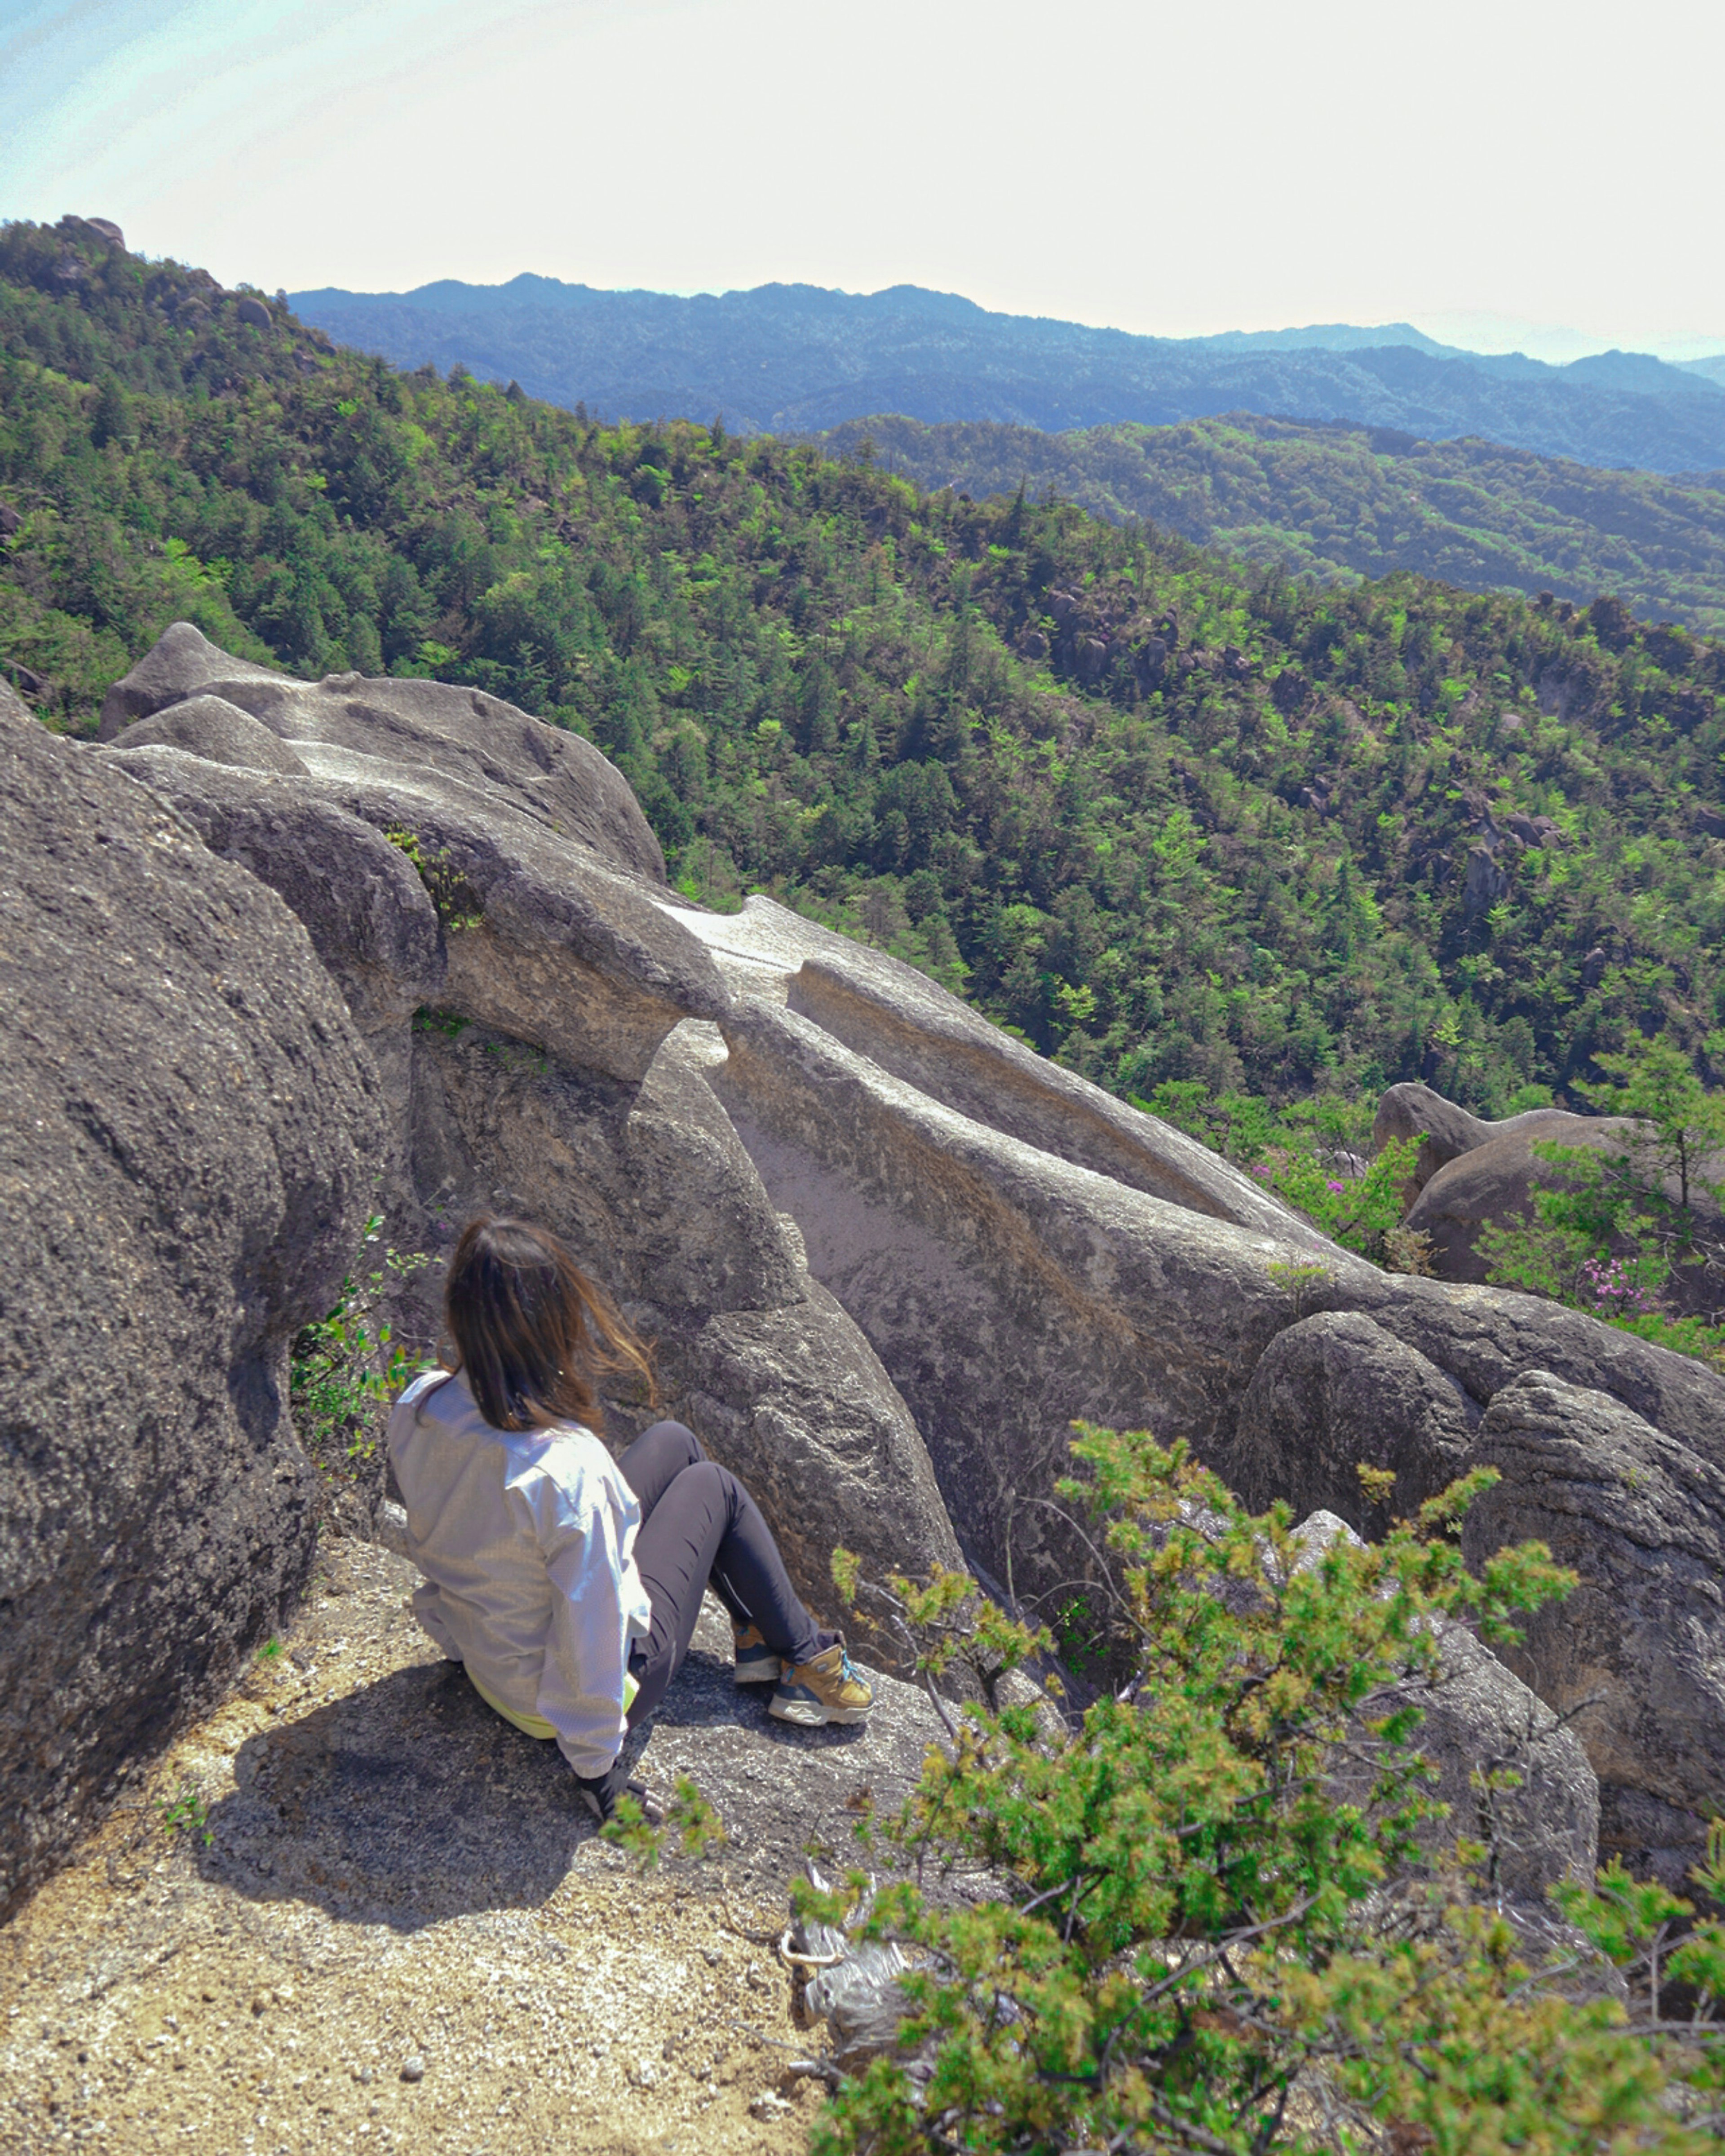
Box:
[572,1759,664,1826]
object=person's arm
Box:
[408,1578,462,1660]
[518,1460,637,1780]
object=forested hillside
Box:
[289,273,1725,475]
[819,413,1725,634]
[5,217,1724,1117]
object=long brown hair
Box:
[441,1216,655,1434]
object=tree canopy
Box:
[5,217,1725,1116]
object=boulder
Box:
[0,704,381,1919]
[99,622,666,883]
[1373,1080,1569,1196]
[1376,1080,1725,1315]
[1413,1617,1600,1900]
[1292,1513,1598,1902]
[99,753,443,1038]
[1230,1311,1478,1528]
[1463,1370,1725,1879]
[1409,1124,1724,1315]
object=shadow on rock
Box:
[197,1659,595,1932]
[197,1605,942,1933]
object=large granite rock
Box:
[711,992,1332,1609]
[1231,1311,1479,1528]
[1374,1081,1570,1198]
[1377,1080,1725,1313]
[105,744,725,1088]
[100,631,963,1658]
[60,629,1725,1894]
[667,894,1329,1249]
[99,620,664,882]
[0,699,382,1920]
[1463,1371,1725,1880]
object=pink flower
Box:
[1326,1179,1345,1193]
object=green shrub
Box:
[795,1426,1725,2154]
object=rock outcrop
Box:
[1464,1371,1725,1879]
[1231,1311,1479,1525]
[0,695,382,1919]
[1376,1079,1725,1311]
[97,620,666,882]
[100,629,964,1642]
[26,622,1724,1894]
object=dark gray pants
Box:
[619,1421,823,1725]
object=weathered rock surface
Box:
[100,620,667,881]
[103,692,312,775]
[0,699,382,1920]
[106,740,726,1087]
[665,893,1329,1249]
[1231,1312,1479,1528]
[1375,1081,1557,1195]
[1463,1371,1725,1877]
[1292,1512,1599,1902]
[712,992,1338,1607]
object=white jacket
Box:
[386,1368,653,1776]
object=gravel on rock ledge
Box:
[0,1534,960,2156]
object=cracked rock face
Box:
[21,624,1725,1897]
[1464,1370,1725,1879]
[0,694,382,1920]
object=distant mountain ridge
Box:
[289,276,1725,474]
[815,412,1725,634]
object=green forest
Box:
[4,216,1725,1120]
[818,412,1725,635]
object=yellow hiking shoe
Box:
[769,1638,874,1727]
[732,1622,781,1686]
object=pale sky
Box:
[3,0,1721,363]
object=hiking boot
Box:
[732,1623,781,1686]
[769,1638,874,1726]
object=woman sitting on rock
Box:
[388,1215,873,1822]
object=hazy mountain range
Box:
[289,277,1725,474]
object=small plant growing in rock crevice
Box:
[289,1215,427,1489]
[384,826,484,933]
[156,1775,212,1847]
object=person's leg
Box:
[615,1419,704,1523]
[627,1460,824,1725]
